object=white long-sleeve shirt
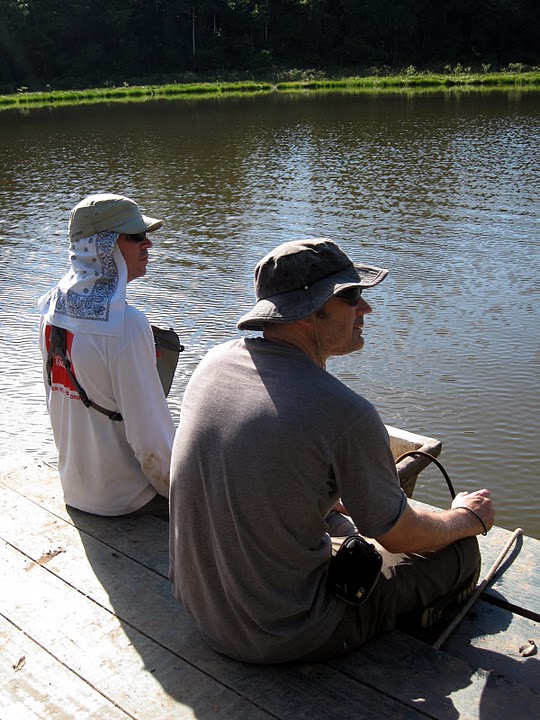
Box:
[40,305,175,515]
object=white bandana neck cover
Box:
[39,231,128,337]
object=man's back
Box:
[169,337,404,663]
[41,305,174,514]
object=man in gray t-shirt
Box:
[169,238,495,664]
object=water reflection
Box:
[0,91,538,538]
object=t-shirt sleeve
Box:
[332,403,406,538]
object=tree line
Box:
[1,0,538,91]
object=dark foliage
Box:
[0,0,538,91]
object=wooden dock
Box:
[1,454,539,719]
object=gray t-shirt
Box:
[169,338,406,663]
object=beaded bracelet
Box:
[456,506,488,536]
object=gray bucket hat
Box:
[68,193,163,242]
[237,238,388,331]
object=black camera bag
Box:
[328,535,383,605]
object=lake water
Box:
[1,89,538,539]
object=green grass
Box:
[1,70,538,111]
[0,80,272,109]
[275,70,540,91]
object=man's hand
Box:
[451,489,495,534]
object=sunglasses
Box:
[335,287,362,306]
[124,231,148,243]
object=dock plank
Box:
[2,476,539,719]
[330,631,540,720]
[440,600,540,693]
[0,457,170,577]
[0,486,428,720]
[0,615,131,720]
[478,525,540,620]
[0,539,275,720]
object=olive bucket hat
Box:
[68,193,163,242]
[237,238,388,331]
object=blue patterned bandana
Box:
[38,231,128,336]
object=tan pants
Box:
[298,535,480,661]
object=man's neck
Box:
[262,322,326,368]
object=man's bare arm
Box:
[375,489,495,554]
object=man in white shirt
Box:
[39,193,175,516]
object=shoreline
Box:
[2,69,539,111]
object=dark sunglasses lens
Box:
[338,287,362,306]
[127,232,147,242]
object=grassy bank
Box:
[1,68,539,111]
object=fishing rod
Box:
[433,527,523,650]
[395,449,524,650]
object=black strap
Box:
[395,449,456,499]
[46,325,123,422]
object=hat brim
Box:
[111,213,163,235]
[237,262,388,331]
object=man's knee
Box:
[453,535,481,584]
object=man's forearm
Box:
[376,498,491,554]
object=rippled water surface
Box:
[1,90,538,538]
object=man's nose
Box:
[356,297,372,314]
